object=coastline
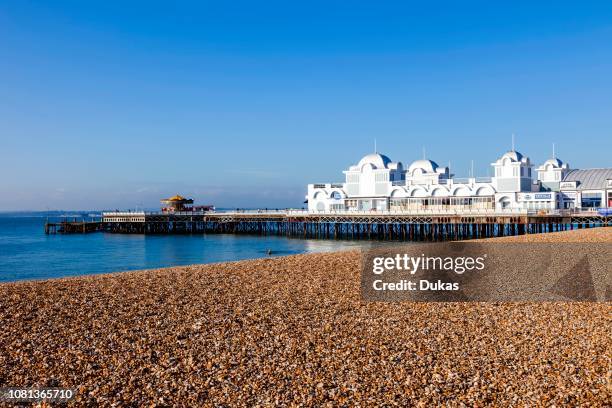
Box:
[0,228,610,405]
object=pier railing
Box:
[301,208,528,216]
[54,206,610,237]
[100,208,610,218]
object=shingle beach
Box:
[1,228,610,406]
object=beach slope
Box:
[1,228,610,406]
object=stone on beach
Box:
[0,228,610,406]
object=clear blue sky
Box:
[1,1,611,210]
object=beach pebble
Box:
[0,227,610,405]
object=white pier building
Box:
[307,148,612,214]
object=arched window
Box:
[498,196,511,209]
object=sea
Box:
[0,214,368,282]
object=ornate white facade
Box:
[307,149,612,213]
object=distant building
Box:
[161,194,194,213]
[306,148,611,213]
[160,195,214,213]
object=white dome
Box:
[408,159,439,174]
[357,153,392,169]
[500,150,524,162]
[543,158,563,168]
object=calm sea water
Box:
[0,216,367,282]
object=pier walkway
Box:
[45,209,610,241]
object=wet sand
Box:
[0,228,610,406]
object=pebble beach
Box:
[0,228,610,406]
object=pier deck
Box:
[45,210,610,241]
[44,219,104,234]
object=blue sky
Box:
[1,1,611,210]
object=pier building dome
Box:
[408,159,439,175]
[536,157,570,187]
[500,150,524,162]
[357,153,392,169]
[542,158,564,168]
[167,194,187,201]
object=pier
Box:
[45,210,610,241]
[44,218,103,234]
